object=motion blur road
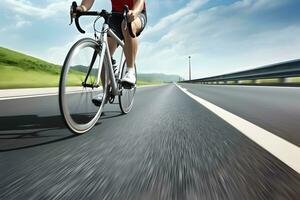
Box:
[0,84,299,200]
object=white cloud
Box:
[0,15,31,32]
[143,0,208,38]
[138,0,300,79]
[3,0,70,18]
[14,15,31,28]
[15,20,31,28]
[45,35,87,65]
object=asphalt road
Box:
[180,83,300,146]
[0,84,299,200]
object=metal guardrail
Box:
[180,59,300,86]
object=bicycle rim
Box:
[118,61,136,114]
[59,38,108,134]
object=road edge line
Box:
[175,83,300,174]
[0,93,58,100]
[0,85,164,101]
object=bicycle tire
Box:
[118,61,137,114]
[59,38,108,134]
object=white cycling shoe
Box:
[92,93,108,107]
[121,70,136,88]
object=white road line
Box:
[0,93,58,100]
[0,85,164,101]
[0,91,88,101]
[175,83,300,174]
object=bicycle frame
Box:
[82,22,125,96]
[99,23,125,96]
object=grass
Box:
[238,80,254,84]
[255,78,282,84]
[199,77,300,86]
[0,47,60,75]
[284,77,300,84]
[0,46,62,89]
[0,65,59,89]
[226,81,236,84]
[0,65,87,89]
[0,64,163,89]
[0,46,163,89]
[136,80,164,86]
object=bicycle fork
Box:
[82,50,99,88]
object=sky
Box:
[1,0,300,79]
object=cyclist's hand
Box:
[71,6,84,18]
[127,10,138,22]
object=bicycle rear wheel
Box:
[59,38,108,134]
[118,61,136,114]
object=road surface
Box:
[0,84,299,200]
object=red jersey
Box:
[111,0,146,12]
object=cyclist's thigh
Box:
[107,37,118,55]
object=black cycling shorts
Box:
[108,10,147,40]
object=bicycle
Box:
[59,1,137,134]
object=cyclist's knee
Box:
[121,19,141,36]
[132,18,142,33]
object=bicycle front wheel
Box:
[118,61,137,114]
[59,38,108,134]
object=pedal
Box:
[82,82,99,88]
[122,82,135,89]
[108,96,115,104]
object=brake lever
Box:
[69,1,78,25]
[123,5,129,30]
[69,15,73,26]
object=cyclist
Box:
[74,0,147,105]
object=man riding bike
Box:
[74,0,147,106]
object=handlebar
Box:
[70,1,136,37]
[70,1,105,34]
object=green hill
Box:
[0,47,60,74]
[0,47,99,89]
[0,46,180,89]
[71,65,98,76]
[0,47,64,88]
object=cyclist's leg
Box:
[93,14,123,106]
[121,18,142,71]
[100,37,118,87]
[108,37,118,55]
[100,13,123,87]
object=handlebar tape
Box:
[75,17,86,34]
